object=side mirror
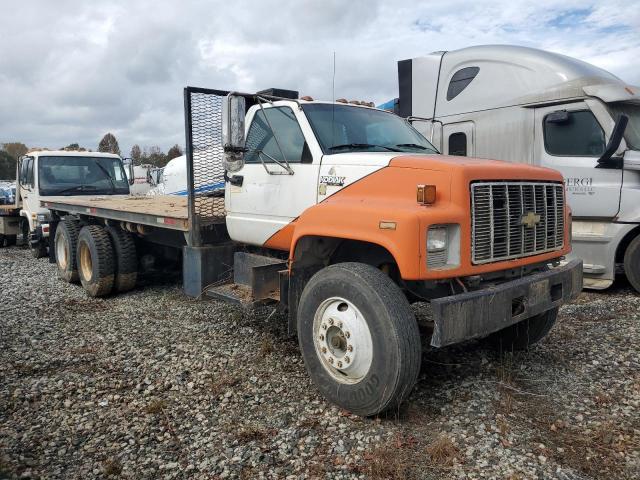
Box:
[597,114,628,168]
[546,110,570,124]
[122,157,135,185]
[222,94,246,173]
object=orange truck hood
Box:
[390,154,564,183]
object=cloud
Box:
[0,0,638,154]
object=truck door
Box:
[442,122,475,157]
[18,156,39,226]
[225,105,320,247]
[534,104,621,218]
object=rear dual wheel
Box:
[55,221,137,296]
[77,225,116,297]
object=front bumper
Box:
[430,259,583,347]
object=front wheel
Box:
[624,234,640,293]
[487,308,558,351]
[297,262,421,417]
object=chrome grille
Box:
[471,182,564,264]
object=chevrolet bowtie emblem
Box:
[521,211,541,228]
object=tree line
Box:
[0,133,183,180]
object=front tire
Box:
[297,262,421,417]
[624,234,640,293]
[77,225,115,297]
[488,308,558,351]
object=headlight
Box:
[427,224,460,269]
[427,226,448,251]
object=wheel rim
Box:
[312,297,373,385]
[79,242,93,281]
[56,235,68,269]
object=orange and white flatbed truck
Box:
[42,87,582,416]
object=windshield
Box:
[302,104,439,154]
[38,156,129,196]
[608,102,640,150]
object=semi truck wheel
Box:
[55,219,81,283]
[297,262,421,416]
[623,234,640,293]
[488,308,558,351]
[77,225,115,297]
[105,226,138,293]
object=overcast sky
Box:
[1,0,638,155]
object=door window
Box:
[245,107,309,163]
[543,110,605,157]
[448,132,467,156]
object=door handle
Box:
[229,175,243,187]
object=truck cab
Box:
[14,150,129,256]
[396,45,640,291]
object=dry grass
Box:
[258,337,274,357]
[103,458,122,476]
[425,434,460,468]
[144,399,167,414]
[542,419,639,478]
[209,373,239,397]
[235,425,277,443]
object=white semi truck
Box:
[0,150,131,256]
[394,45,640,291]
[39,86,581,416]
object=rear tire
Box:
[55,219,81,283]
[105,226,138,293]
[297,262,421,417]
[488,308,558,351]
[77,225,115,297]
[623,234,640,293]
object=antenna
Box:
[332,51,336,148]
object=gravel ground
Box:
[1,247,639,479]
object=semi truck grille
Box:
[471,181,564,264]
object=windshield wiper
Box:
[95,162,116,192]
[54,185,99,195]
[329,143,401,152]
[395,143,430,150]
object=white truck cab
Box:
[396,45,640,291]
[9,150,129,256]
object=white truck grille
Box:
[471,181,564,264]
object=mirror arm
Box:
[597,114,629,168]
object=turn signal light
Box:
[417,185,436,205]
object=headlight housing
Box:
[427,224,460,269]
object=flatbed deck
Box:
[0,204,19,214]
[42,195,194,231]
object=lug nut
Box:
[319,334,324,341]
[321,347,327,353]
[337,361,343,368]
[347,345,353,352]
[337,321,343,328]
[345,356,351,363]
[322,324,327,330]
[328,357,334,364]
[328,318,334,325]
[345,331,351,339]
